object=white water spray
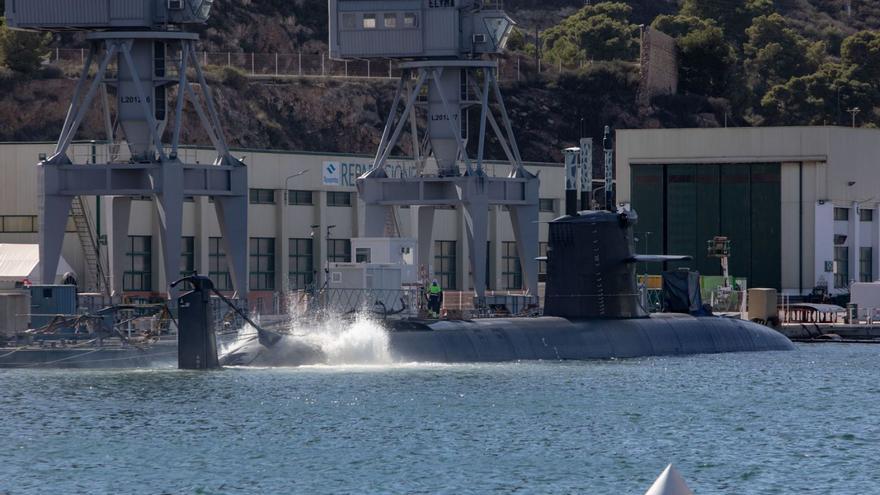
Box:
[220,301,394,367]
[287,312,392,365]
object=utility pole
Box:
[325,224,336,280]
[847,0,852,18]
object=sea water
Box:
[1,343,879,494]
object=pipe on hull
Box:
[218,315,794,367]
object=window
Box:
[356,248,371,263]
[288,190,313,206]
[0,215,37,233]
[155,85,166,121]
[860,247,873,283]
[327,191,352,207]
[434,240,457,291]
[249,188,275,205]
[289,238,314,290]
[539,199,555,213]
[486,241,492,290]
[342,13,356,30]
[502,241,522,290]
[834,246,849,289]
[249,238,276,291]
[363,14,377,29]
[124,236,152,291]
[180,237,195,277]
[384,13,397,28]
[328,239,352,263]
[834,207,850,221]
[209,237,232,291]
[404,12,417,28]
[860,209,874,222]
[538,242,549,283]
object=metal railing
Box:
[290,287,422,319]
[48,48,637,82]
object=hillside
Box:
[0,0,879,163]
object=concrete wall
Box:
[616,126,880,295]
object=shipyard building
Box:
[617,126,880,296]
[1,126,878,306]
[0,142,563,310]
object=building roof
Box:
[0,244,73,282]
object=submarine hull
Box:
[387,315,793,362]
[219,315,794,367]
[0,341,178,369]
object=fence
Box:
[289,287,422,319]
[49,47,634,82]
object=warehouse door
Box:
[630,163,781,289]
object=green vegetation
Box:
[651,15,736,97]
[540,2,639,64]
[506,1,880,127]
[0,17,51,74]
[761,30,880,126]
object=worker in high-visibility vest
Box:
[427,279,443,318]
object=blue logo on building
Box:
[323,161,341,185]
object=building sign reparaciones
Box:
[323,161,419,187]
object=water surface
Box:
[1,344,878,494]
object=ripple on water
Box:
[0,344,879,493]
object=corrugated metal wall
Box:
[110,0,150,22]
[339,29,423,57]
[424,8,457,53]
[14,0,109,26]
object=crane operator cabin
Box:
[329,0,515,59]
[4,0,213,30]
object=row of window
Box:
[341,12,419,31]
[116,236,537,293]
[1,196,555,238]
[833,246,873,289]
[436,240,527,291]
[216,237,351,291]
[249,189,352,207]
[834,207,874,222]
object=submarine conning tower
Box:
[543,210,648,319]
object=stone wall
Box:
[639,26,678,106]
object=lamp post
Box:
[324,225,336,285]
[283,169,309,204]
[847,107,861,128]
[312,223,337,289]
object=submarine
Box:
[219,208,794,367]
